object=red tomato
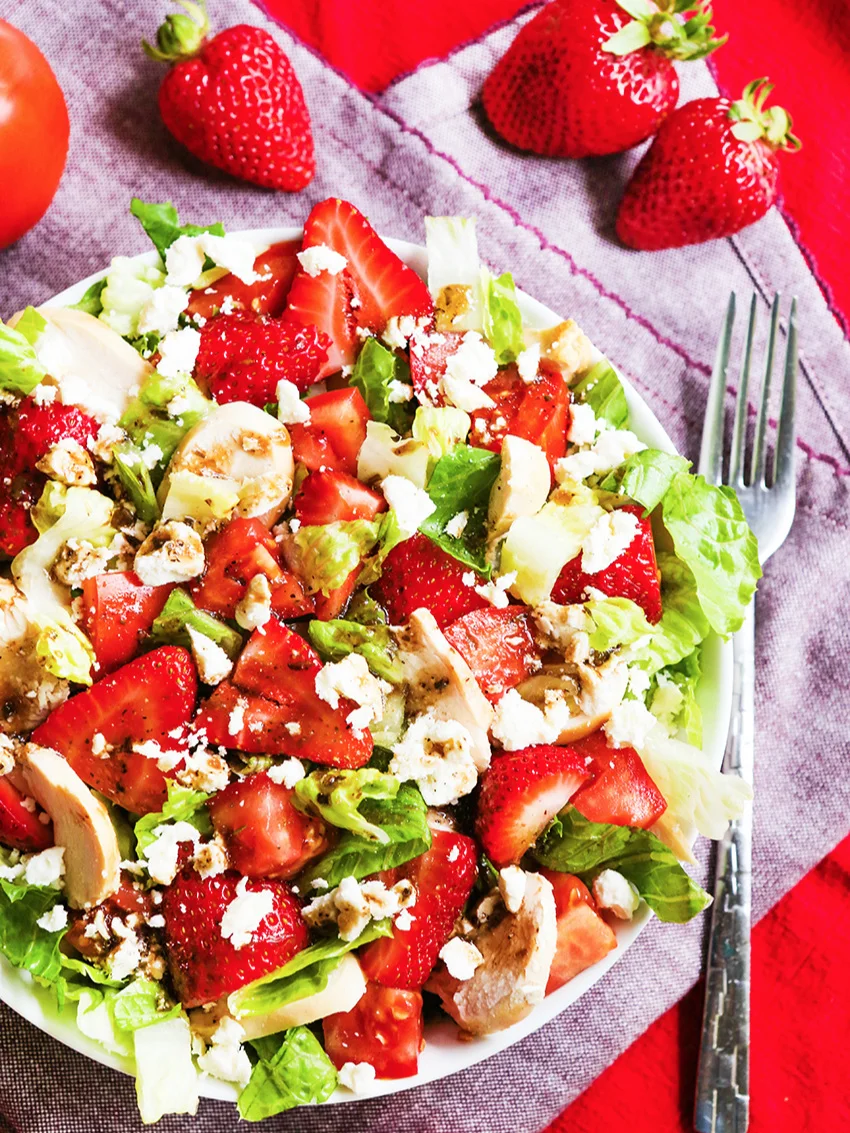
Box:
[570,731,667,829]
[540,869,617,993]
[288,388,371,475]
[0,22,69,248]
[0,777,53,852]
[469,366,570,467]
[208,772,329,879]
[294,470,386,525]
[313,567,359,622]
[186,239,301,320]
[323,982,424,1078]
[443,606,540,702]
[190,517,314,621]
[81,572,175,674]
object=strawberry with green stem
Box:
[482,0,725,159]
[616,78,801,250]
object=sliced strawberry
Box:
[288,387,371,476]
[443,606,540,702]
[370,532,488,629]
[161,869,309,1008]
[32,647,198,815]
[208,772,330,880]
[64,876,155,961]
[539,869,617,993]
[469,366,569,468]
[186,239,301,320]
[190,517,314,621]
[0,473,40,558]
[323,982,423,1079]
[294,470,386,525]
[359,828,477,989]
[570,730,667,829]
[284,198,433,377]
[313,567,359,622]
[551,504,662,622]
[0,777,53,852]
[13,397,99,470]
[196,621,372,768]
[81,572,175,675]
[409,330,465,405]
[476,745,592,866]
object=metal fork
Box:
[693,292,798,1133]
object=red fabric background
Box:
[260,1,850,1128]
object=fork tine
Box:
[749,294,781,485]
[699,292,736,484]
[773,297,798,486]
[729,294,757,486]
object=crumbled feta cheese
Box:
[134,521,205,586]
[555,428,646,484]
[186,626,233,685]
[380,475,436,536]
[36,905,69,933]
[275,378,311,425]
[649,671,685,732]
[593,868,640,920]
[567,401,599,446]
[88,423,126,465]
[175,745,230,793]
[445,511,469,539]
[156,326,201,379]
[387,379,413,403]
[221,877,275,949]
[197,1017,252,1088]
[166,233,258,286]
[580,510,640,574]
[444,332,498,388]
[24,846,65,889]
[627,667,652,699]
[439,937,484,981]
[91,732,108,757]
[389,710,479,806]
[266,758,306,788]
[228,701,245,737]
[603,699,657,750]
[302,876,415,942]
[498,866,527,914]
[137,284,190,336]
[234,573,272,631]
[516,343,540,383]
[395,907,414,932]
[30,382,56,406]
[338,1061,377,1094]
[381,314,418,351]
[490,688,573,751]
[141,821,201,885]
[193,837,229,879]
[532,601,588,652]
[139,442,164,470]
[473,571,516,610]
[314,653,388,729]
[441,376,496,412]
[296,243,347,278]
[53,539,114,588]
[147,914,165,929]
[35,438,97,487]
[109,927,144,980]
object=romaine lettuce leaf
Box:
[111,977,181,1032]
[237,1026,337,1121]
[289,520,382,595]
[0,870,66,983]
[483,271,524,364]
[150,588,243,659]
[350,337,413,435]
[112,444,160,524]
[424,216,484,332]
[119,371,212,472]
[0,315,48,395]
[293,769,400,844]
[419,444,501,574]
[134,1015,199,1123]
[533,806,711,923]
[298,783,431,893]
[98,257,167,339]
[573,360,629,428]
[411,405,471,466]
[71,279,107,317]
[650,652,703,747]
[501,495,606,606]
[307,618,402,684]
[130,198,224,262]
[584,596,653,653]
[134,780,211,856]
[599,449,691,513]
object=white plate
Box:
[0,227,732,1105]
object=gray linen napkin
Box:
[1,2,848,1130]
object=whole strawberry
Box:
[616,79,800,250]
[481,0,724,158]
[144,1,314,191]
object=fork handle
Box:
[694,607,754,1133]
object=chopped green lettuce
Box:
[0,314,48,395]
[0,866,67,983]
[150,588,243,659]
[307,618,402,683]
[424,216,484,332]
[288,520,382,595]
[98,257,168,338]
[650,652,703,746]
[158,469,240,526]
[134,1015,199,1124]
[71,279,107,317]
[501,494,606,606]
[134,780,211,856]
[356,420,431,488]
[411,405,471,466]
[130,198,224,262]
[534,806,711,923]
[483,271,524,364]
[237,1027,337,1121]
[112,444,160,524]
[573,360,629,428]
[293,768,400,844]
[419,444,501,574]
[350,337,414,434]
[119,371,212,472]
[599,449,691,513]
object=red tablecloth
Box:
[260,2,850,1129]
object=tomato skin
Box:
[443,606,540,702]
[289,388,371,475]
[469,366,570,467]
[208,772,329,879]
[294,470,386,525]
[0,22,69,248]
[570,731,667,829]
[186,240,301,320]
[81,572,175,674]
[0,777,53,852]
[323,982,424,1078]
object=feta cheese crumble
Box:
[566,402,598,446]
[36,905,69,933]
[603,699,657,750]
[338,1061,377,1094]
[266,758,306,788]
[156,326,201,379]
[24,846,65,889]
[234,573,272,631]
[302,877,416,942]
[445,511,469,539]
[141,821,201,886]
[389,710,479,806]
[380,475,436,536]
[580,510,640,574]
[515,343,540,383]
[555,427,646,484]
[221,877,275,949]
[137,284,190,336]
[166,233,259,286]
[296,243,347,278]
[444,332,498,388]
[473,571,516,610]
[275,379,311,425]
[197,1017,252,1088]
[314,653,389,730]
[439,937,484,981]
[593,869,640,920]
[498,866,527,914]
[186,626,233,686]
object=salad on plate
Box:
[0,198,758,1122]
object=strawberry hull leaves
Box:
[533,806,711,922]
